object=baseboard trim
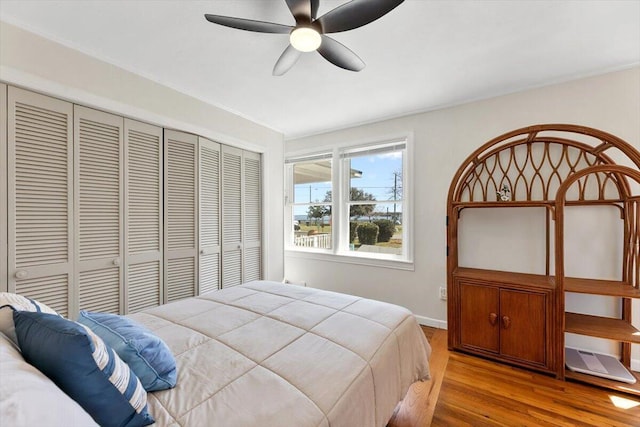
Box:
[415,315,447,330]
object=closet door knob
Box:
[15,270,28,279]
[200,249,205,255]
[112,258,121,266]
[488,312,498,325]
[502,316,511,329]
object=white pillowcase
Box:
[0,331,98,426]
[0,293,60,345]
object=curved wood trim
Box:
[554,164,640,290]
[447,124,639,206]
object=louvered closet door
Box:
[1,84,7,291]
[125,119,163,313]
[199,137,221,294]
[74,106,124,314]
[8,87,73,317]
[164,130,198,302]
[243,151,262,282]
[221,145,243,288]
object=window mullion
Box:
[331,147,341,254]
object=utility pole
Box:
[393,172,398,223]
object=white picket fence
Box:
[294,233,331,249]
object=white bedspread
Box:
[130,281,431,427]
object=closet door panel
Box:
[1,84,6,291]
[78,268,120,313]
[8,87,73,316]
[199,137,221,294]
[221,145,243,288]
[243,151,262,282]
[164,130,198,302]
[74,106,123,314]
[128,260,161,313]
[125,119,163,312]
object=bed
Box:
[1,280,431,427]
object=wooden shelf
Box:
[565,312,640,344]
[452,199,623,210]
[563,277,640,298]
[565,369,640,396]
[453,201,554,209]
[453,267,555,290]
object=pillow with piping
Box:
[78,310,177,391]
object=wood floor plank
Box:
[390,327,640,426]
[388,327,449,427]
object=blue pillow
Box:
[13,311,154,427]
[78,311,177,391]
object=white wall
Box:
[284,67,640,366]
[0,21,285,281]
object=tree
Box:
[307,205,328,229]
[323,188,376,218]
[349,188,376,219]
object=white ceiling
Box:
[1,0,639,139]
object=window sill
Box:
[284,248,415,271]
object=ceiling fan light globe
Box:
[290,27,322,52]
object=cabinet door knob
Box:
[502,316,511,329]
[488,312,498,325]
[15,270,28,279]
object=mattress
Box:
[129,280,431,427]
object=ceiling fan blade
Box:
[285,0,311,23]
[204,14,293,34]
[273,45,302,76]
[317,0,404,33]
[311,0,320,20]
[317,35,365,72]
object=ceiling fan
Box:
[204,0,404,76]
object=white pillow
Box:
[0,332,98,426]
[0,293,60,345]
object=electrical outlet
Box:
[439,287,447,301]
[284,279,307,287]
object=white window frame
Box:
[285,134,414,270]
[285,153,334,252]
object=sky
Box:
[293,151,403,219]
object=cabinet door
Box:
[459,282,499,353]
[8,87,74,317]
[164,130,198,302]
[74,106,124,314]
[125,119,163,313]
[199,137,221,294]
[500,289,546,365]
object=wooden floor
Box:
[389,327,640,427]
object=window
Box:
[286,138,411,266]
[288,154,333,250]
